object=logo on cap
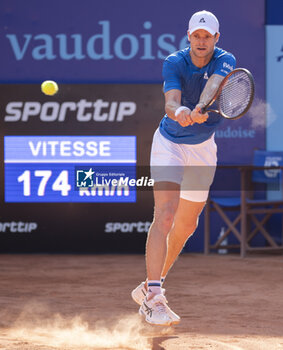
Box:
[189,11,219,35]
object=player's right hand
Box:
[190,105,209,124]
[175,106,194,127]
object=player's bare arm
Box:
[191,73,224,124]
[165,89,193,127]
[199,73,224,107]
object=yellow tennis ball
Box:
[41,80,58,96]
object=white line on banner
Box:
[5,160,136,164]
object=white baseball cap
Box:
[188,10,219,35]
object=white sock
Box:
[145,277,165,287]
[147,280,162,296]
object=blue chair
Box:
[204,150,283,257]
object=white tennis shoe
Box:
[132,282,180,325]
[139,293,176,326]
[131,282,147,305]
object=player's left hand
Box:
[191,104,209,124]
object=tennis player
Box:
[132,10,236,326]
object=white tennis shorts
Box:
[150,128,217,202]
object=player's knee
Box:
[154,207,176,233]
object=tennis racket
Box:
[201,68,255,120]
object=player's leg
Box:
[145,181,180,285]
[135,196,204,292]
[139,181,181,325]
[161,198,206,278]
[143,197,206,326]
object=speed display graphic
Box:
[4,136,136,202]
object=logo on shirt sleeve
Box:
[277,46,283,62]
[223,62,233,71]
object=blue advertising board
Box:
[5,136,136,202]
[0,0,264,88]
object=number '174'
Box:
[17,170,71,196]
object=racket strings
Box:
[218,71,253,119]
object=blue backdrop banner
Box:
[0,0,264,88]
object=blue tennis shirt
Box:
[159,46,236,144]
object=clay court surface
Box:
[0,254,282,350]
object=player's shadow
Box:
[151,336,178,350]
